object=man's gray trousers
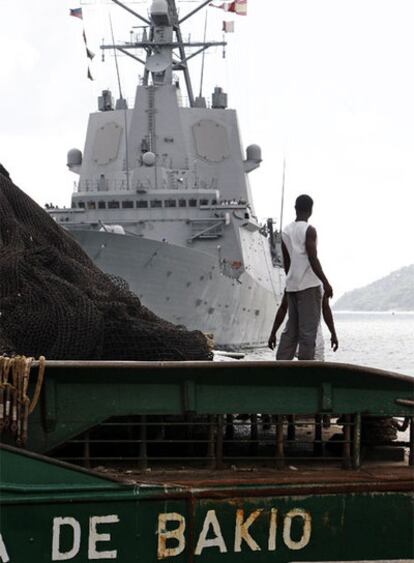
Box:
[276,286,322,361]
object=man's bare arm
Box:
[322,293,338,351]
[305,226,333,297]
[268,292,288,349]
[281,240,290,275]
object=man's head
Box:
[295,194,313,218]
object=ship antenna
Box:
[103,0,226,108]
[198,10,208,98]
[279,158,286,232]
[109,13,130,192]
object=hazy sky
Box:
[1,0,413,300]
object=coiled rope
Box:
[0,355,45,446]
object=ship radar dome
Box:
[67,148,82,170]
[142,151,156,167]
[246,144,262,163]
[243,145,262,173]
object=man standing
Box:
[275,194,333,360]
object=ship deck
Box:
[99,464,414,496]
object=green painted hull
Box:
[1,445,413,562]
[1,360,413,561]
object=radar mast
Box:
[102,0,226,107]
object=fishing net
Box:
[0,170,212,360]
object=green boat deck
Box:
[1,360,413,562]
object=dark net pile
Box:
[0,170,212,360]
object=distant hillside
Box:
[334,265,414,311]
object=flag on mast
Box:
[86,47,95,60]
[71,9,95,79]
[82,29,95,59]
[69,7,83,19]
[235,0,247,15]
[210,0,247,15]
[222,20,235,32]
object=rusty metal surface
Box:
[97,465,414,498]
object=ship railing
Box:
[74,179,222,194]
[12,360,414,472]
[54,413,412,472]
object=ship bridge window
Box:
[178,199,187,208]
[165,199,176,208]
[212,199,217,205]
[108,200,120,209]
[87,201,96,209]
[98,201,106,209]
[150,200,162,208]
[200,199,209,206]
[78,201,85,209]
[122,200,134,209]
[189,199,197,207]
[137,200,148,208]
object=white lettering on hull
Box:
[234,509,262,552]
[158,507,312,558]
[283,508,312,551]
[88,515,119,560]
[51,515,119,561]
[7,507,409,561]
[194,510,227,555]
[52,517,81,561]
[268,508,278,552]
[0,534,10,563]
[157,513,186,559]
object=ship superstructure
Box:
[50,0,284,348]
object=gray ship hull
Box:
[72,230,281,348]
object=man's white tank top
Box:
[282,221,321,292]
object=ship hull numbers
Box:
[0,507,313,561]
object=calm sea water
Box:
[243,312,414,376]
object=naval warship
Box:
[49,0,284,348]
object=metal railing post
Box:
[275,415,284,469]
[138,415,147,470]
[352,413,361,469]
[342,415,352,469]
